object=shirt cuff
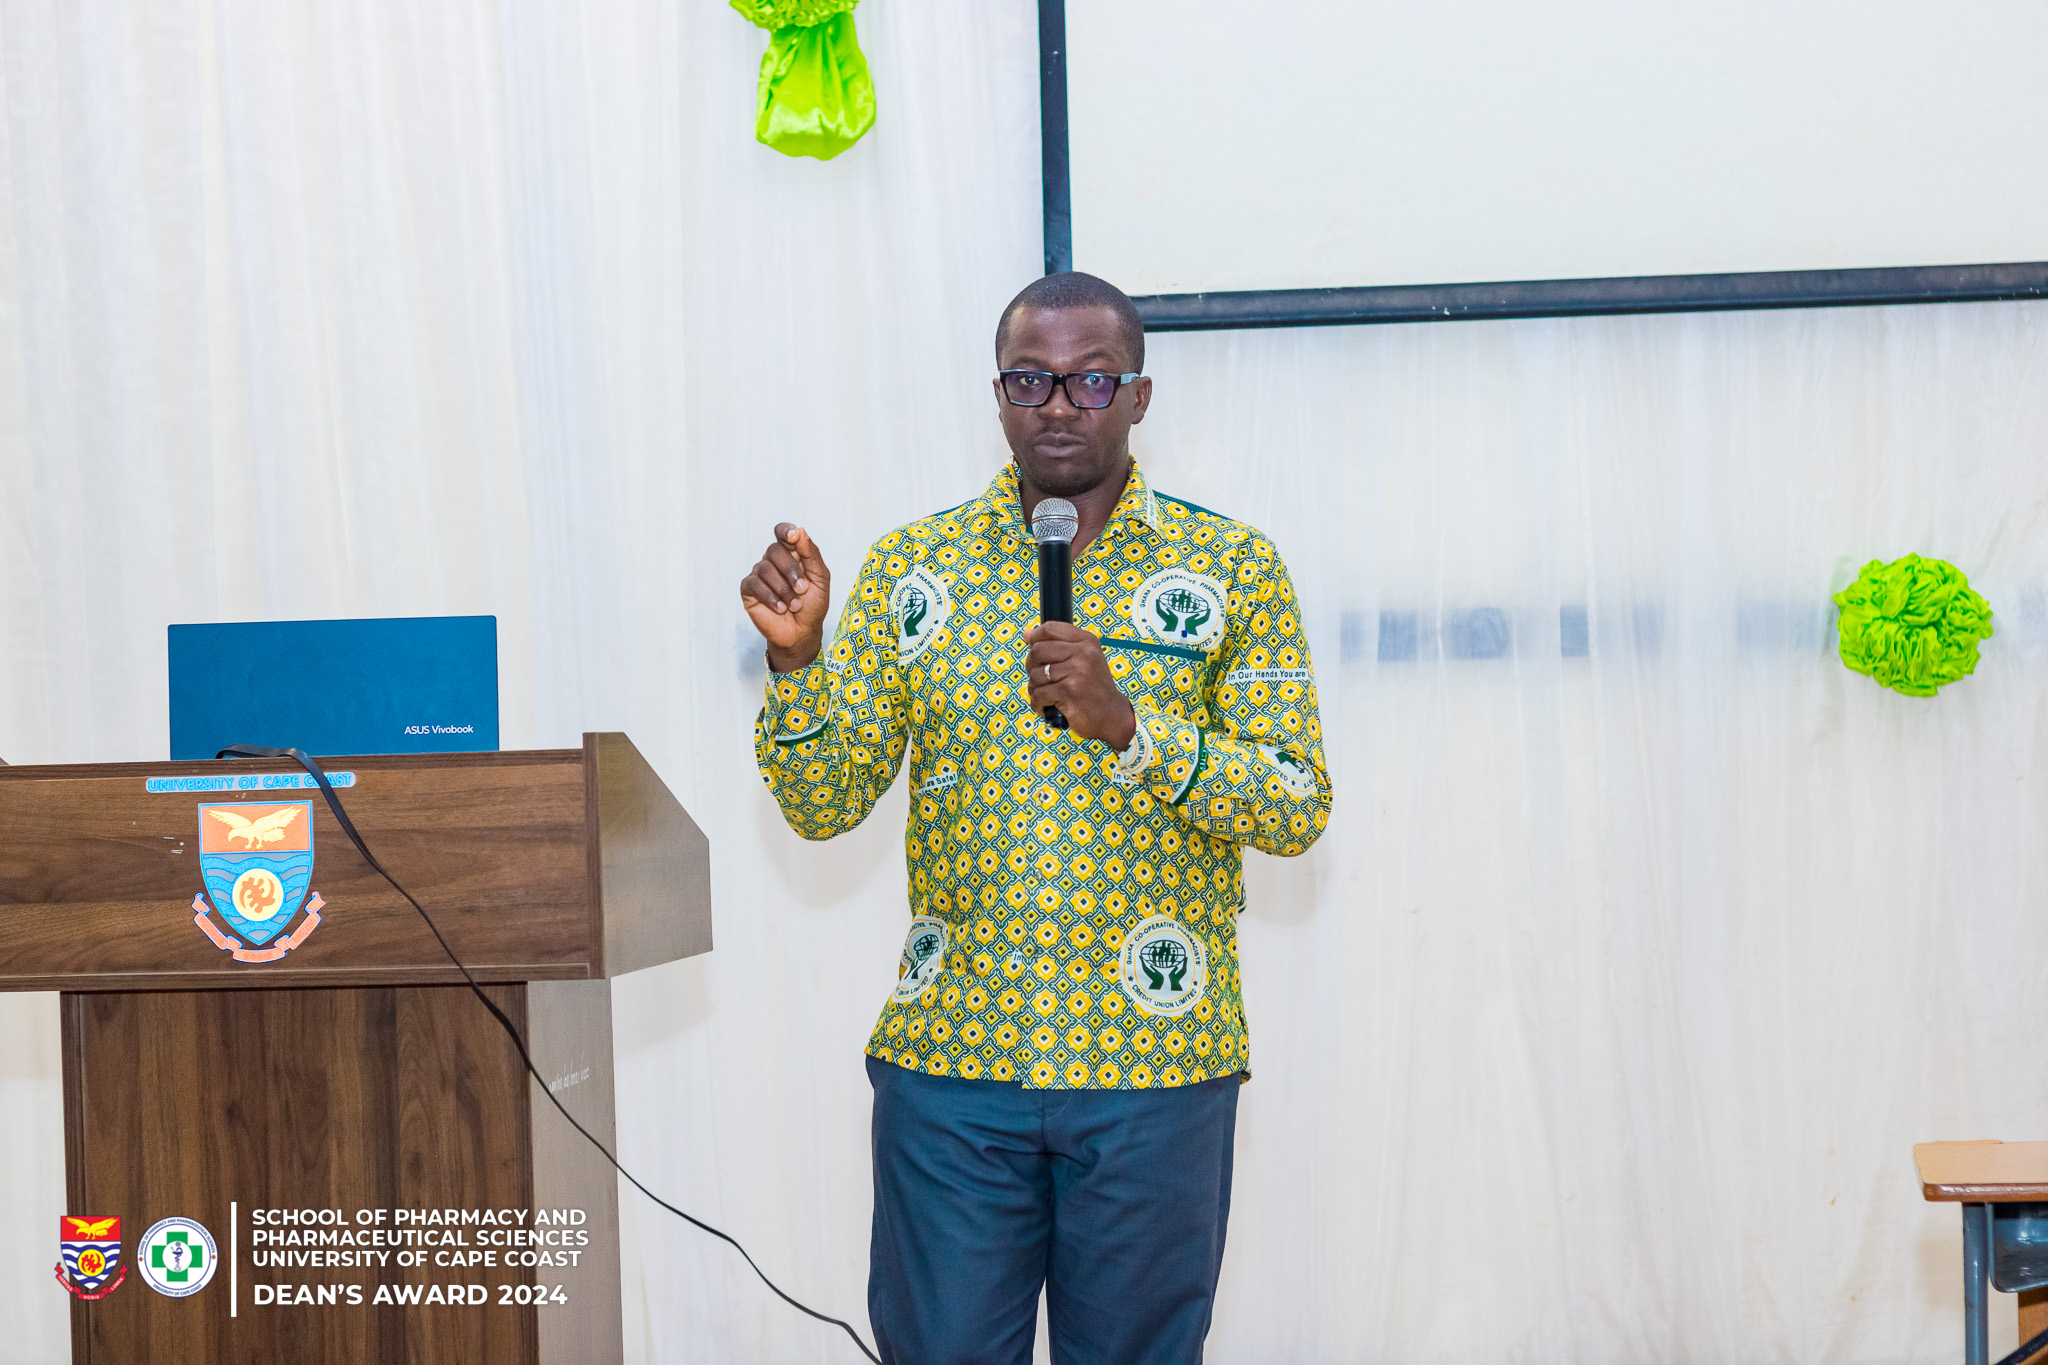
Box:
[1134,703,1204,805]
[761,658,833,745]
[1111,720,1156,785]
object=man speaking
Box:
[742,272,1331,1363]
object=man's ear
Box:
[1129,375,1153,424]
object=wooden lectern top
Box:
[1915,1141,2048,1201]
[0,732,709,992]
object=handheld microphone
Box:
[1030,498,1079,730]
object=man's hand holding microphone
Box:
[1022,623,1137,750]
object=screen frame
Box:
[1037,0,2048,331]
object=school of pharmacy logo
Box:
[1117,915,1208,1017]
[889,567,952,663]
[55,1216,125,1299]
[191,801,326,963]
[138,1217,216,1298]
[891,916,949,1002]
[1132,570,1227,650]
[1258,743,1316,795]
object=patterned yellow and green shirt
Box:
[755,460,1331,1089]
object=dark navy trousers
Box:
[866,1056,1239,1365]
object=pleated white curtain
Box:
[1149,307,2048,1363]
[4,2,2048,1363]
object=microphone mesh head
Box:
[1030,498,1080,545]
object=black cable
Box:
[214,744,881,1365]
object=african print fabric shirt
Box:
[755,460,1332,1090]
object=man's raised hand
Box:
[741,523,832,673]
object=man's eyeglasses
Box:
[998,370,1140,410]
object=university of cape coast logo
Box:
[55,1216,124,1299]
[1133,570,1228,650]
[191,800,325,963]
[1117,915,1209,1017]
[138,1217,217,1298]
[892,916,949,1002]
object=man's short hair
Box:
[995,272,1145,372]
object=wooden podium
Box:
[0,734,711,1365]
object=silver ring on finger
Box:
[1044,663,1055,684]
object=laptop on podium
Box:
[168,615,499,760]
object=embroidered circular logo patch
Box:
[892,916,949,1002]
[1117,915,1208,1017]
[138,1217,217,1298]
[1258,743,1316,796]
[889,566,952,662]
[1132,570,1227,649]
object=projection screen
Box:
[1058,0,2048,323]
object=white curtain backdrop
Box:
[4,3,2048,1363]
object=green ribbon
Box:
[1832,553,1993,697]
[731,0,875,161]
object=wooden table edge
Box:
[1923,1182,2048,1203]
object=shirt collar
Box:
[979,457,1160,540]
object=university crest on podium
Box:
[191,800,326,963]
[55,1215,125,1298]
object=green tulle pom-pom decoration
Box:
[1832,553,1993,697]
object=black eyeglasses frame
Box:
[996,369,1142,410]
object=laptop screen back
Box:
[168,615,499,760]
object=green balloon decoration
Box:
[1832,553,1993,697]
[730,0,875,161]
